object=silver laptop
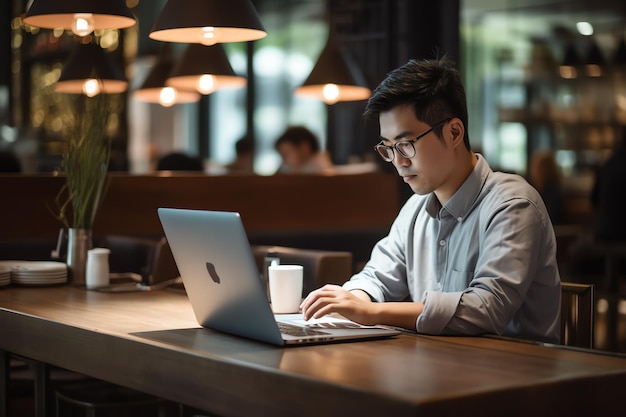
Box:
[157,208,400,346]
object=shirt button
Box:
[439,239,446,246]
[457,216,463,222]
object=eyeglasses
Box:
[373,118,452,162]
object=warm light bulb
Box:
[322,83,340,104]
[159,87,177,107]
[199,27,218,46]
[585,64,602,77]
[72,13,95,37]
[82,79,101,97]
[559,66,577,79]
[616,94,626,111]
[198,74,216,94]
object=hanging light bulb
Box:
[159,87,177,107]
[71,13,95,37]
[82,78,101,97]
[197,74,216,94]
[322,84,340,104]
[199,27,218,46]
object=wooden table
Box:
[2,286,626,417]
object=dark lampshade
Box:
[613,37,626,66]
[561,43,581,67]
[134,47,200,107]
[22,0,135,36]
[149,0,266,44]
[166,43,246,95]
[55,43,128,96]
[294,33,370,105]
[584,40,605,77]
[559,43,580,79]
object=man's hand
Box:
[300,284,378,325]
[300,284,424,331]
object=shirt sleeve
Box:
[417,197,552,336]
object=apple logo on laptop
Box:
[205,262,221,284]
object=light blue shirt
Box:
[344,154,561,343]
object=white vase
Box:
[66,228,93,286]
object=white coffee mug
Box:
[86,248,111,289]
[268,264,303,314]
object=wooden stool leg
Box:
[31,361,50,417]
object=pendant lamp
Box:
[166,43,246,95]
[149,0,266,45]
[55,43,128,96]
[584,40,604,77]
[294,31,370,105]
[559,43,580,79]
[22,0,136,37]
[134,46,200,107]
[613,36,626,67]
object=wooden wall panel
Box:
[0,173,400,239]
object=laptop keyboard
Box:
[277,322,330,337]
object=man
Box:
[225,135,255,174]
[301,57,561,344]
[591,136,626,242]
[274,126,333,174]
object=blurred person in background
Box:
[591,138,626,242]
[225,135,255,174]
[528,150,564,224]
[156,152,204,172]
[567,136,626,284]
[274,126,333,174]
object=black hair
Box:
[274,126,320,153]
[156,152,204,171]
[235,136,255,155]
[364,56,470,150]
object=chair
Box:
[96,235,171,285]
[4,353,88,417]
[250,245,353,296]
[55,381,178,417]
[560,282,595,349]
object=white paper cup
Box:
[268,264,303,314]
[86,248,111,289]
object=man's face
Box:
[277,142,311,171]
[379,105,455,196]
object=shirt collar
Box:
[425,153,491,220]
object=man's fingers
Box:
[300,285,343,317]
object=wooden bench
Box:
[0,172,399,266]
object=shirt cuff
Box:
[416,291,462,334]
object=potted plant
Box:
[55,94,113,285]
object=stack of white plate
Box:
[0,265,10,287]
[0,261,68,286]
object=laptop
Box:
[157,208,401,346]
